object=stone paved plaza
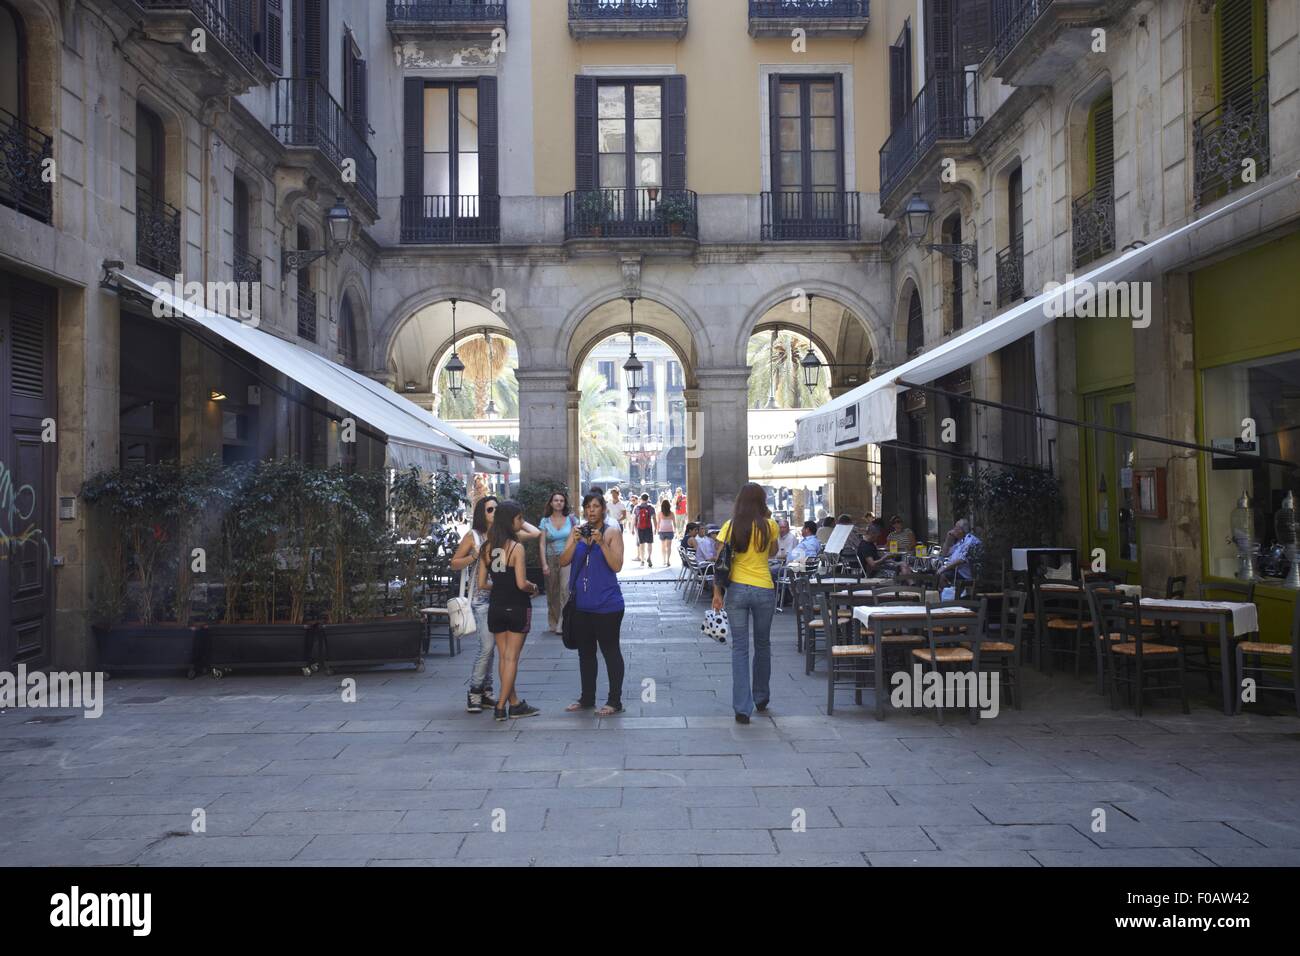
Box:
[3,581,1300,867]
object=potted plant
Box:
[657,193,693,237]
[81,459,213,678]
[517,476,570,592]
[317,467,453,673]
[576,190,612,237]
[205,458,318,677]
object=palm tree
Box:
[747,330,831,410]
[434,333,518,419]
[577,367,624,484]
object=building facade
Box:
[1,0,1296,669]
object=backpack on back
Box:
[636,504,653,530]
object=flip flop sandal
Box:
[597,704,625,716]
[565,701,596,712]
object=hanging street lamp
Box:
[445,298,465,393]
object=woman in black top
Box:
[477,500,541,721]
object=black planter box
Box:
[204,623,317,677]
[93,624,204,678]
[318,619,424,673]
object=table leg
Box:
[1220,612,1234,717]
[873,623,885,721]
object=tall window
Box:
[598,80,662,221]
[342,28,367,131]
[136,104,164,203]
[906,289,924,357]
[945,213,963,332]
[1008,164,1023,247]
[338,295,357,368]
[296,224,316,342]
[1086,94,1114,194]
[770,76,843,219]
[119,313,179,466]
[888,22,913,129]
[424,83,479,205]
[0,0,24,122]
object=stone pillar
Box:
[514,368,572,488]
[685,388,703,522]
[692,367,751,524]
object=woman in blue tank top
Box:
[558,492,626,716]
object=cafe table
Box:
[1136,598,1260,716]
[850,605,979,719]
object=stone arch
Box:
[425,323,516,388]
[894,276,924,364]
[559,284,706,383]
[336,270,370,369]
[376,286,529,377]
[1064,70,1114,203]
[734,280,886,371]
[2,0,59,139]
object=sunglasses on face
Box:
[485,507,496,514]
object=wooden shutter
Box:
[926,0,954,77]
[907,289,924,355]
[1216,0,1265,103]
[889,43,907,127]
[263,0,283,73]
[297,0,327,79]
[768,73,782,192]
[1088,95,1114,190]
[478,76,499,200]
[574,76,598,190]
[1008,165,1023,244]
[832,73,845,193]
[354,58,367,129]
[957,0,994,67]
[403,77,424,198]
[663,74,686,190]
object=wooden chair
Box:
[1235,597,1300,715]
[825,592,880,716]
[1036,582,1094,678]
[1084,582,1128,695]
[911,599,988,724]
[975,589,1026,710]
[1182,581,1257,691]
[803,581,855,675]
[1098,596,1189,716]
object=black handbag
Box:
[560,551,589,650]
[713,529,733,589]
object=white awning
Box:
[790,169,1300,460]
[109,271,508,474]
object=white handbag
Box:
[447,533,479,639]
[701,608,729,644]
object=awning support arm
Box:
[897,379,1298,471]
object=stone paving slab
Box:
[1,585,1297,866]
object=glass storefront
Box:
[1202,350,1300,589]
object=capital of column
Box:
[512,367,573,392]
[692,366,753,392]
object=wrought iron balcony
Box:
[137,0,270,88]
[387,0,507,38]
[0,107,53,224]
[400,195,501,244]
[568,0,688,38]
[761,190,861,241]
[879,68,982,207]
[992,0,1053,63]
[273,78,377,212]
[996,237,1024,307]
[564,188,698,241]
[748,0,868,37]
[297,292,317,342]
[1071,182,1114,269]
[234,247,262,286]
[991,0,1112,85]
[1193,75,1269,210]
[136,187,182,276]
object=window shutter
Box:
[663,75,686,190]
[403,77,424,198]
[263,0,283,73]
[903,22,913,103]
[926,0,954,76]
[478,76,499,201]
[575,76,598,191]
[9,296,49,402]
[768,73,782,192]
[298,0,327,80]
[832,73,845,192]
[889,44,906,127]
[1216,0,1265,104]
[906,290,924,356]
[957,0,993,67]
[1089,96,1114,190]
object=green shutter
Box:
[1086,95,1113,192]
[1214,0,1267,103]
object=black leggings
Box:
[573,609,625,708]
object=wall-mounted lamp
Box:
[210,390,228,402]
[903,192,977,269]
[282,197,355,274]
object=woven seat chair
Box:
[911,599,988,724]
[972,588,1026,710]
[1180,580,1255,692]
[1235,598,1299,715]
[803,580,855,675]
[1035,581,1094,678]
[825,591,880,715]
[1098,595,1189,716]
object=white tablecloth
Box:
[1139,599,1259,635]
[852,605,974,626]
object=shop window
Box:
[119,313,179,466]
[1202,350,1300,588]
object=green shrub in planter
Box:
[516,476,570,569]
[949,467,1063,581]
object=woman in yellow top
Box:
[712,482,780,723]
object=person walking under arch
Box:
[658,498,676,568]
[673,487,687,537]
[634,493,657,567]
[477,500,541,721]
[539,490,577,634]
[560,493,626,716]
[713,482,780,724]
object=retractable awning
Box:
[107,270,508,474]
[788,169,1300,461]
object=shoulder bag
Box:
[561,543,589,651]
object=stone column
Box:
[685,388,703,522]
[514,368,573,488]
[691,367,751,524]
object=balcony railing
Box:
[387,0,507,23]
[273,78,377,211]
[879,68,982,201]
[0,107,53,224]
[761,190,861,240]
[297,292,317,342]
[570,0,686,19]
[400,195,501,244]
[996,237,1024,307]
[1193,75,1269,210]
[136,187,182,276]
[749,0,867,18]
[139,0,265,78]
[234,247,262,286]
[564,188,698,240]
[1071,182,1114,269]
[992,0,1054,64]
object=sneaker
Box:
[493,706,508,722]
[509,701,540,720]
[734,712,751,724]
[756,701,769,713]
[481,688,498,708]
[466,689,483,714]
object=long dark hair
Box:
[730,482,772,553]
[660,498,672,518]
[543,490,570,519]
[481,499,523,568]
[471,495,499,535]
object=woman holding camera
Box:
[559,493,626,717]
[477,500,541,722]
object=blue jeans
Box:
[726,583,775,716]
[470,601,494,690]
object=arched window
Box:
[906,289,924,357]
[339,295,357,368]
[295,224,316,342]
[943,212,963,333]
[0,0,25,122]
